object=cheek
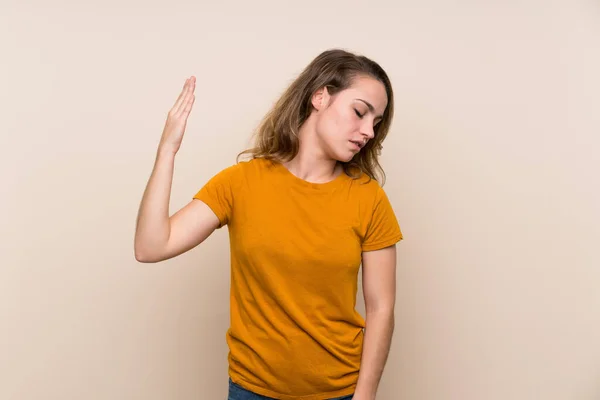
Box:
[315,111,336,139]
[318,108,353,139]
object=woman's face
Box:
[312,75,388,162]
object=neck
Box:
[283,118,341,184]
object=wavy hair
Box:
[237,48,394,184]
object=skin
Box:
[135,75,398,399]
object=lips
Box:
[349,140,363,150]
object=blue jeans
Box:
[228,378,353,400]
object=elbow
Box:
[135,252,153,263]
[135,252,164,263]
[134,249,154,263]
[365,305,395,318]
[134,242,161,263]
[365,308,395,331]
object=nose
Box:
[360,123,375,141]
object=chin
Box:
[334,151,355,163]
[326,142,357,163]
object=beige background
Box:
[1,1,599,399]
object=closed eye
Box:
[354,109,364,118]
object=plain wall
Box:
[1,1,599,399]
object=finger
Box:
[181,93,195,117]
[171,78,190,112]
[175,76,195,115]
[172,78,189,110]
[174,84,191,116]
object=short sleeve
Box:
[192,164,238,229]
[361,186,403,252]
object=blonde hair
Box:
[237,48,395,185]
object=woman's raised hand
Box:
[158,76,196,155]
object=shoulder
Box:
[210,157,264,175]
[230,156,274,178]
[346,171,397,218]
[348,170,385,198]
[206,157,273,185]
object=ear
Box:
[311,86,330,111]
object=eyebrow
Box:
[356,99,383,120]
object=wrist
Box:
[156,145,177,159]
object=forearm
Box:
[354,309,395,399]
[134,148,176,259]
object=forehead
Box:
[341,75,388,111]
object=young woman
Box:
[134,49,403,400]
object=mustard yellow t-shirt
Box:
[193,157,403,400]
